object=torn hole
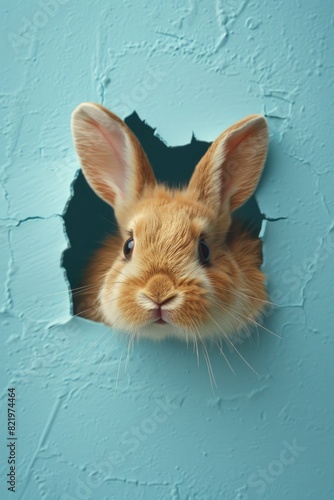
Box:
[62,112,264,317]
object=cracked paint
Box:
[1,1,333,499]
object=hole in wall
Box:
[62,112,264,312]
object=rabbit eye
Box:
[123,237,134,260]
[198,239,210,264]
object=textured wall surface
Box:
[1,1,333,499]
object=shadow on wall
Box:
[62,112,264,309]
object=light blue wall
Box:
[1,1,333,499]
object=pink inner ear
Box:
[220,118,268,211]
[89,119,128,197]
[225,126,254,156]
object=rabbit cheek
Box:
[174,278,212,330]
[98,280,122,328]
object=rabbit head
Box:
[71,103,268,342]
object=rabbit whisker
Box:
[187,315,216,387]
[192,331,200,367]
[206,309,259,376]
[212,338,236,375]
[125,335,133,371]
[212,299,282,340]
[75,290,125,318]
[222,286,278,307]
[98,214,121,230]
[114,344,126,394]
[110,265,143,288]
[125,333,135,373]
[199,336,217,393]
[72,282,128,299]
[45,283,102,297]
[187,320,200,366]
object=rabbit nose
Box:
[140,292,178,310]
[139,274,180,310]
[145,294,178,308]
[157,295,178,306]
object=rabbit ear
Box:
[71,103,156,215]
[187,115,268,213]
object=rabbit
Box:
[71,103,269,343]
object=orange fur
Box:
[71,104,269,342]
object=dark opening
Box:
[62,113,264,303]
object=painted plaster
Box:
[1,1,333,499]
